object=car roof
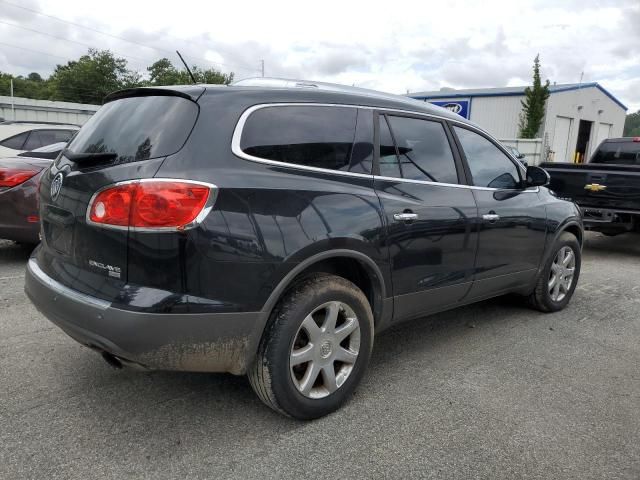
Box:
[0,120,80,127]
[106,78,471,124]
[601,137,640,143]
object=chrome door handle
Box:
[393,212,418,221]
[482,214,500,222]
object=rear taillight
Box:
[87,180,214,231]
[633,137,640,142]
[0,167,41,188]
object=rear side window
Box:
[454,126,521,189]
[24,130,75,151]
[1,131,29,150]
[386,116,458,183]
[66,96,198,164]
[591,142,640,165]
[240,106,360,172]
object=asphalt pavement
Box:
[1,232,639,479]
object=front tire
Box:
[248,273,374,420]
[528,232,581,312]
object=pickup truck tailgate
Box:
[542,163,640,211]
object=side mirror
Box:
[525,166,550,187]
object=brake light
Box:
[633,137,640,142]
[88,180,213,230]
[0,167,41,188]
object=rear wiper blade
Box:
[62,148,117,163]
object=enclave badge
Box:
[50,173,64,201]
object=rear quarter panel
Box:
[136,92,388,313]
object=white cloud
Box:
[0,0,638,111]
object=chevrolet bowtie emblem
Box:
[584,183,607,192]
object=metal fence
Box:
[499,138,545,165]
[0,96,99,126]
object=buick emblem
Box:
[50,173,64,201]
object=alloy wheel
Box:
[548,246,576,302]
[289,301,361,399]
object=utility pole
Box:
[10,78,15,120]
[261,59,265,77]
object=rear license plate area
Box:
[43,205,75,255]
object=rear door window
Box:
[591,142,640,165]
[0,131,29,150]
[65,95,198,165]
[386,116,459,183]
[240,105,362,172]
[378,115,401,177]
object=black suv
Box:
[25,79,583,419]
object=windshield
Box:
[64,95,198,165]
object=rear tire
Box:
[528,232,581,312]
[248,273,374,420]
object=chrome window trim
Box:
[85,178,218,233]
[231,102,536,193]
[372,175,539,192]
[231,103,372,179]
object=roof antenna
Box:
[176,50,197,84]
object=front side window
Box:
[240,106,359,172]
[387,116,458,183]
[0,131,29,150]
[454,126,521,189]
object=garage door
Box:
[552,116,572,163]
[594,123,612,153]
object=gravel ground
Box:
[1,232,638,479]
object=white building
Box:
[0,96,99,126]
[408,83,628,164]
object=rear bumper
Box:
[0,224,40,244]
[25,257,263,374]
[580,206,640,227]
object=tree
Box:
[48,49,141,104]
[0,72,52,100]
[27,72,43,82]
[519,55,550,138]
[147,58,233,86]
[624,110,640,137]
[2,49,234,105]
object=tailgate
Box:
[543,163,640,210]
[35,92,200,301]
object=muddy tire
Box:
[248,273,374,420]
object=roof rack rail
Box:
[231,77,410,102]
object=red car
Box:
[0,142,65,245]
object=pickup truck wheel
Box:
[528,232,581,312]
[248,273,374,420]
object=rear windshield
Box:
[591,141,640,165]
[64,95,198,165]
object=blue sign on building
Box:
[427,99,470,119]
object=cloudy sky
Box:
[1,0,639,111]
